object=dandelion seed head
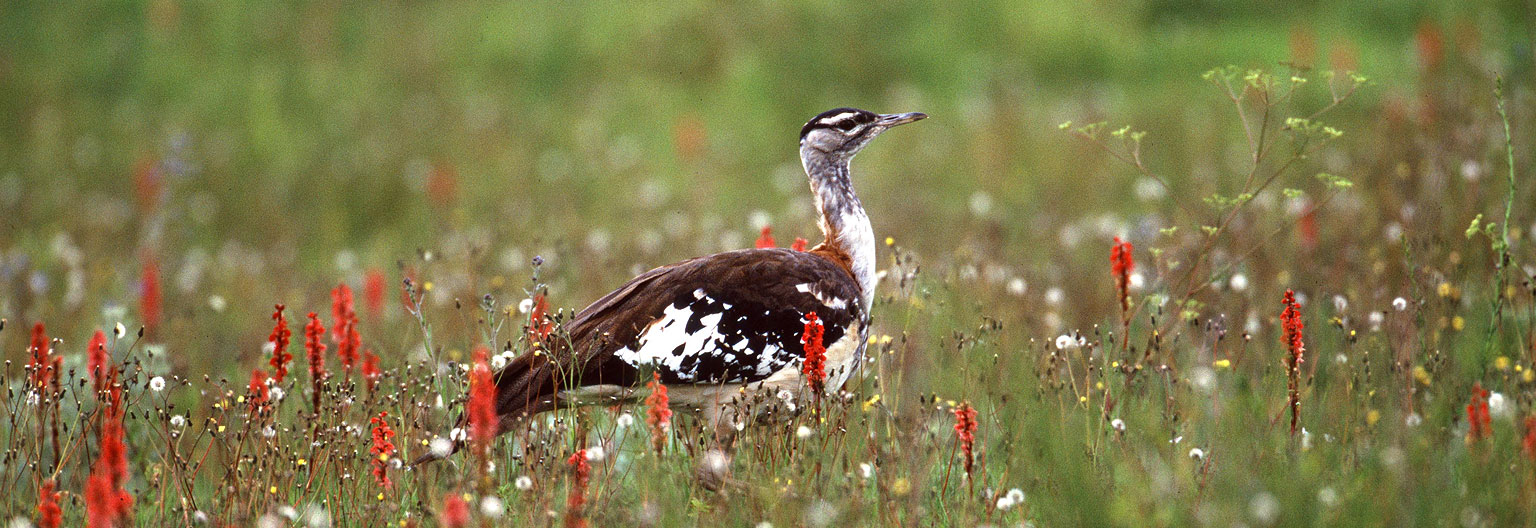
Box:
[1229,273,1249,292]
[149,376,166,392]
[1188,448,1204,460]
[1405,413,1422,427]
[192,511,210,524]
[585,445,606,462]
[615,413,635,428]
[1055,335,1074,350]
[1392,297,1408,311]
[1128,272,1145,291]
[1249,492,1279,524]
[858,462,873,479]
[278,506,298,520]
[1488,392,1511,419]
[1006,488,1025,504]
[518,298,534,314]
[1007,277,1027,296]
[796,425,813,439]
[479,496,504,518]
[996,495,1016,510]
[1317,487,1338,507]
[114,322,126,339]
[1044,287,1064,306]
[256,515,283,528]
[170,414,187,428]
[269,387,285,401]
[1110,418,1125,432]
[515,475,533,490]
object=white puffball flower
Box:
[1128,272,1145,291]
[429,437,454,458]
[449,427,467,442]
[479,496,505,518]
[515,475,533,490]
[193,511,210,524]
[1229,273,1249,292]
[256,515,283,528]
[1044,287,1064,306]
[1110,418,1125,432]
[114,322,127,339]
[1007,277,1027,297]
[586,445,606,462]
[262,426,277,438]
[858,462,874,479]
[1367,311,1384,331]
[996,494,1017,510]
[615,413,635,428]
[208,295,227,312]
[1317,487,1339,507]
[9,517,35,528]
[1249,492,1279,525]
[518,298,535,314]
[1405,413,1423,427]
[491,353,510,370]
[1332,295,1348,313]
[1488,392,1512,420]
[170,414,187,428]
[269,387,285,401]
[278,505,298,520]
[1188,448,1205,460]
[796,425,813,439]
[1055,335,1075,350]
[1392,297,1409,311]
[149,376,166,392]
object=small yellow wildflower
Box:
[423,281,435,291]
[862,395,881,412]
[1494,356,1510,371]
[1213,359,1231,369]
[1413,366,1431,386]
[1366,409,1380,426]
[1451,316,1465,331]
[1437,282,1451,297]
[884,237,894,247]
[891,478,911,496]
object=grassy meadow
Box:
[2,1,1535,526]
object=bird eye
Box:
[836,120,857,132]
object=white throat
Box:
[801,147,877,313]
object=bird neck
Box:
[801,148,877,312]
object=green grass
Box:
[2,1,1534,526]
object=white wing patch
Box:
[611,295,786,381]
[795,283,848,310]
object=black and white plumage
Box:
[422,108,924,460]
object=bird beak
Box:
[877,112,927,127]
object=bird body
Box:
[423,108,924,460]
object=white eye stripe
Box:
[820,112,859,125]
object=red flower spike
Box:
[330,283,355,343]
[88,330,110,395]
[791,237,808,251]
[801,312,826,395]
[362,350,382,395]
[529,293,555,344]
[140,255,161,333]
[566,449,591,528]
[1281,290,1305,436]
[1522,415,1536,461]
[364,268,386,321]
[37,479,62,528]
[1467,383,1492,443]
[268,305,293,383]
[468,346,497,461]
[644,372,672,454]
[27,322,50,390]
[1110,237,1134,316]
[441,492,469,528]
[248,369,270,415]
[370,411,397,490]
[304,312,327,410]
[954,402,979,476]
[88,374,132,527]
[755,226,777,248]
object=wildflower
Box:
[468,346,497,461]
[113,322,126,339]
[755,226,777,248]
[791,237,808,251]
[644,372,671,454]
[954,402,979,476]
[441,493,469,528]
[429,437,454,459]
[1189,448,1205,460]
[363,268,386,321]
[36,480,61,528]
[479,496,504,519]
[1110,237,1134,317]
[268,305,293,383]
[529,293,554,343]
[304,312,327,410]
[1229,273,1249,292]
[796,425,813,439]
[331,283,359,372]
[1281,289,1305,436]
[1522,415,1536,461]
[1110,418,1126,432]
[361,351,381,395]
[140,255,161,333]
[148,376,165,392]
[88,378,132,526]
[566,449,591,528]
[169,415,186,428]
[248,370,269,414]
[78,331,109,398]
[585,445,606,462]
[370,412,397,490]
[1392,297,1409,311]
[1055,334,1075,350]
[615,413,635,428]
[1466,383,1491,443]
[27,322,51,390]
[1488,392,1511,420]
[801,312,827,395]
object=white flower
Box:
[449,427,467,442]
[995,495,1017,510]
[113,322,126,339]
[858,462,873,479]
[515,475,533,490]
[302,503,330,528]
[193,511,210,524]
[262,426,277,438]
[208,295,227,312]
[1228,273,1249,292]
[277,505,298,520]
[1488,392,1512,420]
[1007,278,1027,296]
[1405,413,1422,427]
[1110,418,1125,432]
[586,445,606,462]
[1044,287,1064,306]
[615,413,635,428]
[1317,487,1338,507]
[1188,448,1204,460]
[491,353,510,370]
[754,523,773,528]
[1128,272,1145,291]
[270,387,285,401]
[1249,492,1279,524]
[1332,295,1348,313]
[518,298,535,314]
[149,376,166,392]
[256,514,283,528]
[1055,335,1075,350]
[1367,311,1384,331]
[796,425,813,439]
[9,516,36,528]
[170,414,187,428]
[479,496,505,518]
[429,438,454,458]
[1006,488,1024,504]
[1392,297,1409,311]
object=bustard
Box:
[417,107,925,464]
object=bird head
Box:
[799,108,926,158]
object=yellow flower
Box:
[1437,282,1451,297]
[269,486,277,494]
[1366,409,1380,426]
[423,281,435,291]
[891,478,911,496]
[297,458,308,466]
[1451,316,1465,331]
[1413,366,1431,386]
[1523,369,1534,383]
[884,237,894,247]
[861,395,881,412]
[1213,359,1231,369]
[1494,356,1510,371]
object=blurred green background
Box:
[1,0,1532,365]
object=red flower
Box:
[1523,415,1536,461]
[248,369,270,415]
[304,312,327,410]
[426,162,458,208]
[28,322,51,390]
[88,376,132,527]
[441,492,470,528]
[755,226,777,248]
[141,255,161,333]
[529,293,555,344]
[1282,290,1305,436]
[644,372,672,454]
[370,411,397,490]
[268,305,293,383]
[791,237,808,251]
[37,479,62,528]
[566,449,591,528]
[132,156,161,212]
[364,268,387,321]
[88,330,110,395]
[331,283,355,342]
[1110,237,1134,316]
[361,350,382,395]
[801,312,826,395]
[1467,383,1492,443]
[468,346,498,460]
[954,402,979,476]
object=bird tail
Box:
[410,351,561,467]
